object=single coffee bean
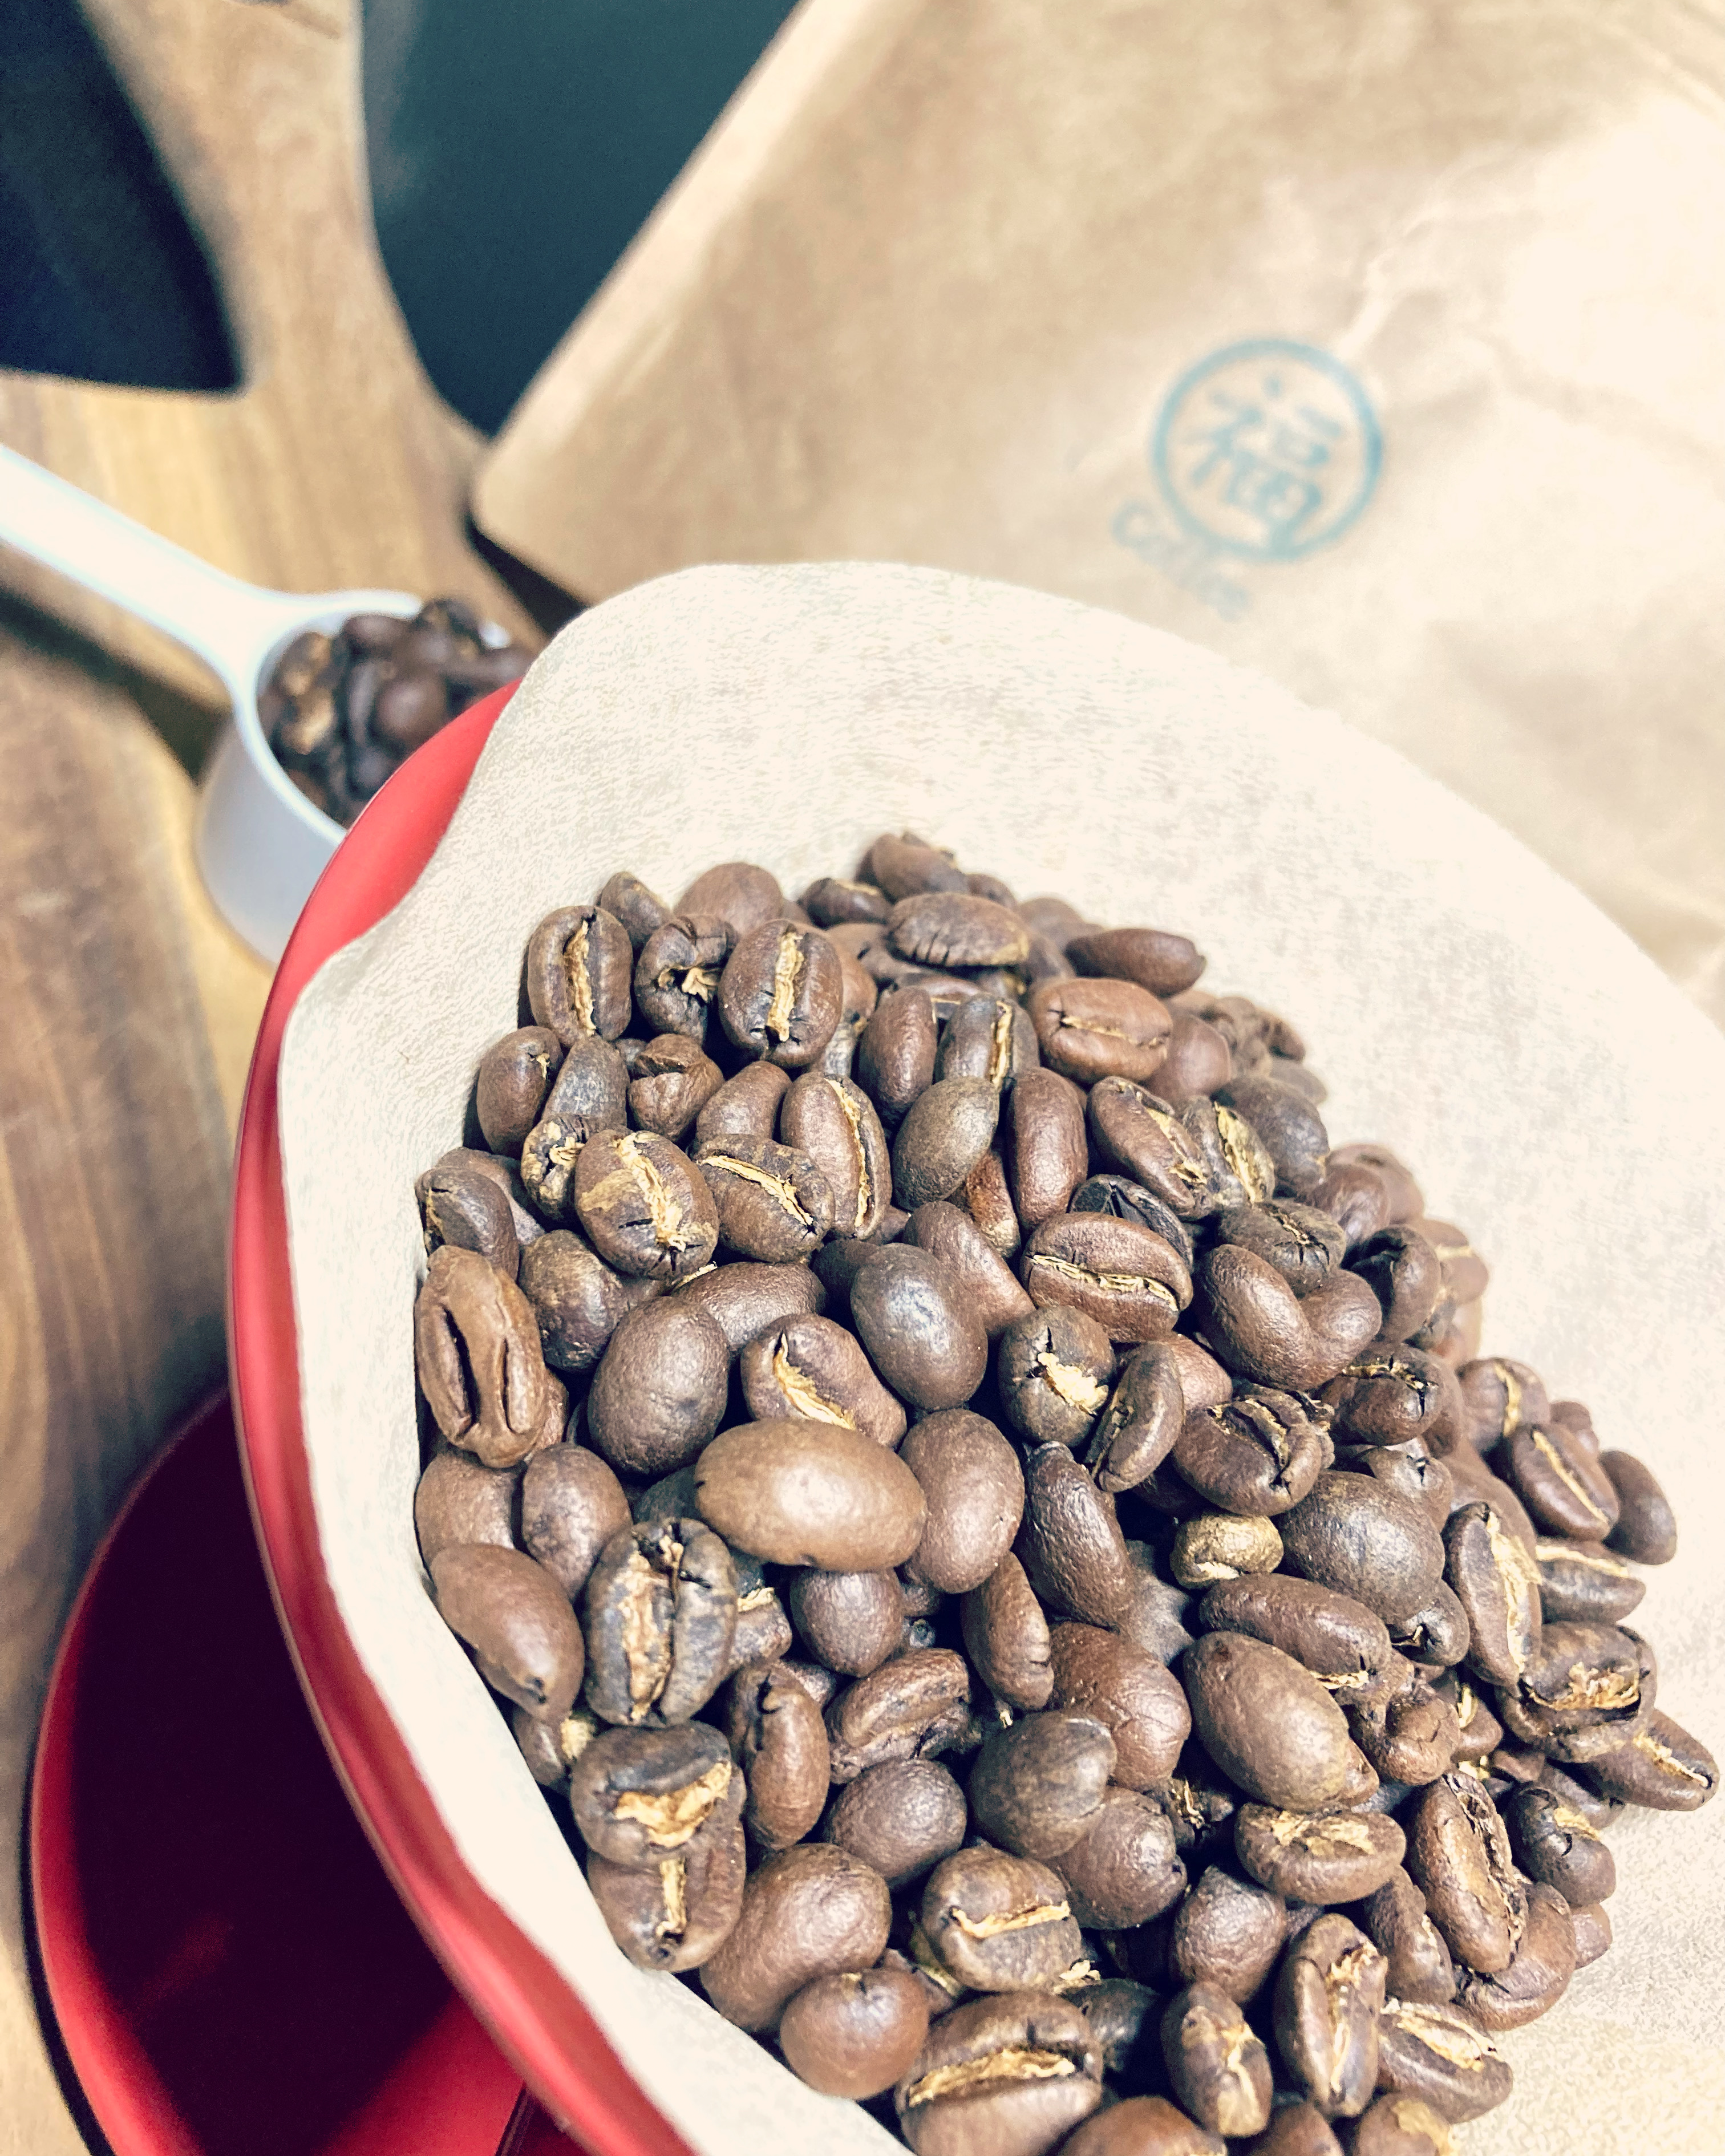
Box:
[1501,1783,1615,1904]
[969,1709,1117,1859]
[904,1201,1035,1338]
[1349,1663,1461,1788]
[1078,1979,1163,2092]
[1172,1388,1329,1518]
[1067,926,1205,998]
[519,1443,630,1599]
[1085,1342,1186,1494]
[893,1990,1104,2156]
[1169,1513,1285,1588]
[475,1026,562,1152]
[696,1419,926,1570]
[1150,1012,1233,1107]
[1456,1357,1549,1449]
[803,875,890,927]
[1570,1901,1612,1967]
[1215,1076,1328,1197]
[584,1300,730,1478]
[937,994,1040,1088]
[866,833,966,901]
[1347,1228,1443,1344]
[1443,1500,1542,1687]
[542,1033,631,1140]
[1118,1548,1196,1667]
[893,1076,1002,1210]
[435,1148,544,1251]
[1406,1775,1524,1975]
[888,890,1030,970]
[1342,1440,1452,1529]
[957,1144,1022,1258]
[717,919,844,1068]
[997,1305,1116,1448]
[725,1558,794,1676]
[780,1966,932,2100]
[963,1553,1054,1710]
[1533,1538,1645,1625]
[671,1258,825,1353]
[1183,1633,1355,1810]
[1005,1066,1091,1229]
[788,1567,905,1676]
[1496,1620,1653,1761]
[582,1516,736,1727]
[739,1312,906,1446]
[1451,1880,1575,2031]
[1278,1473,1445,1628]
[901,1409,1026,1595]
[1060,2096,1225,2156]
[568,1720,743,1867]
[1443,1677,1504,1765]
[511,1700,599,1792]
[1198,1576,1390,1680]
[1169,1863,1284,2001]
[1319,1348,1463,1453]
[517,1229,642,1373]
[1021,1211,1191,1344]
[414,1444,519,1569]
[1030,977,1172,1084]
[431,1545,585,1721]
[1501,1421,1619,1541]
[586,1815,746,1972]
[573,1129,719,1280]
[725,1660,831,1850]
[627,1034,723,1141]
[694,1059,790,1149]
[1580,1707,1719,1809]
[1070,1175,1196,1269]
[1348,2093,1463,2155]
[1212,1203,1345,1298]
[634,914,732,1043]
[825,1650,973,1782]
[1272,1912,1386,2117]
[1372,1999,1511,2122]
[919,1845,1084,1991]
[1601,1448,1678,1563]
[1236,2103,1342,2156]
[858,989,938,1128]
[1389,1582,1471,1669]
[1018,1444,1136,1625]
[1049,1785,1185,1930]
[414,1245,568,1466]
[700,1841,892,2031]
[525,903,632,1045]
[596,869,669,952]
[1087,1080,1217,1221]
[1234,1805,1404,1904]
[1160,1980,1273,2137]
[1048,1625,1191,1788]
[851,1244,989,1411]
[1356,1870,1456,2004]
[519,1115,587,1223]
[780,1069,893,1239]
[695,1134,835,1262]
[1198,1247,1382,1392]
[675,860,784,938]
[824,1760,967,1887]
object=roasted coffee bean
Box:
[584,1300,729,1477]
[573,1129,718,1279]
[1443,1500,1542,1687]
[1198,1577,1390,1680]
[1320,1348,1462,1453]
[1087,1080,1217,1221]
[1309,1161,1395,1251]
[1172,1388,1328,1517]
[1534,1538,1645,1625]
[888,890,1030,970]
[595,870,669,952]
[969,1709,1116,1860]
[414,1245,568,1466]
[1349,2092,1463,2154]
[1171,1101,1277,1219]
[780,1965,932,2099]
[826,1650,973,1782]
[1161,1979,1273,2137]
[1170,1512,1285,1589]
[851,1244,989,1411]
[1168,1863,1284,2001]
[568,1720,743,1867]
[519,1115,587,1222]
[1070,1176,1195,1268]
[824,1760,967,1887]
[627,1034,724,1141]
[788,1567,905,1676]
[697,1419,925,1570]
[780,1069,893,1239]
[1580,1708,1718,1808]
[998,1306,1116,1448]
[511,1700,599,1791]
[1183,1633,1355,1810]
[672,1258,825,1352]
[582,1516,736,1727]
[803,875,891,927]
[1238,2104,1342,2156]
[1117,1554,1195,1667]
[1388,1582,1470,1669]
[1501,1421,1619,1541]
[700,1841,892,2031]
[1052,1787,1186,1928]
[1456,1357,1549,1449]
[904,1201,1035,1338]
[1570,1901,1611,1967]
[1500,1783,1615,1904]
[1061,2097,1225,2156]
[1452,1879,1574,2031]
[1346,1229,1443,1344]
[1198,1248,1382,1393]
[431,1545,585,1721]
[1029,976,1173,1087]
[1356,1870,1456,2004]
[894,1077,1002,1210]
[955,1145,1021,1258]
[518,1230,641,1373]
[1443,1677,1503,1764]
[1342,1441,1452,1529]
[865,834,966,901]
[1020,1211,1191,1345]
[963,1554,1054,1710]
[1373,1998,1511,2122]
[1272,1913,1385,2118]
[740,1313,906,1447]
[1234,1805,1404,1904]
[414,1445,519,1569]
[858,989,938,1128]
[475,1026,562,1152]
[937,995,1040,1088]
[893,1990,1104,2155]
[1017,894,1087,945]
[1167,1338,1233,1412]
[1005,1066,1091,1229]
[587,1814,746,1972]
[726,1660,831,1850]
[901,1410,1026,1595]
[1349,1663,1461,1788]
[1601,1448,1678,1563]
[1048,1626,1191,1788]
[1086,1343,1187,1494]
[920,1846,1084,1991]
[1067,927,1205,998]
[1406,1775,1524,1974]
[435,1148,544,1250]
[1212,1204,1345,1298]
[1018,1443,1136,1625]
[1079,1979,1162,2090]
[675,860,784,939]
[1215,1076,1328,1198]
[1148,1012,1232,1105]
[1496,1620,1653,1761]
[542,1033,631,1140]
[696,1134,835,1262]
[525,903,633,1043]
[695,1059,791,1148]
[1278,1473,1445,1628]
[634,914,732,1042]
[519,1444,630,1599]
[715,919,844,1067]
[724,1556,793,1675]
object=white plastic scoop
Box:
[0,441,421,961]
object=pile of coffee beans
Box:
[411,835,1714,2156]
[264,598,531,825]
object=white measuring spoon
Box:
[0,442,424,962]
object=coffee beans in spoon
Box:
[409,834,1714,2148]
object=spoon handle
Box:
[0,443,305,688]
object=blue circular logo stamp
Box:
[1151,339,1381,563]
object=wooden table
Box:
[0,3,549,2145]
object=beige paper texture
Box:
[278,565,1725,2153]
[475,0,1725,1031]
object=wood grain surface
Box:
[0,2,542,2145]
